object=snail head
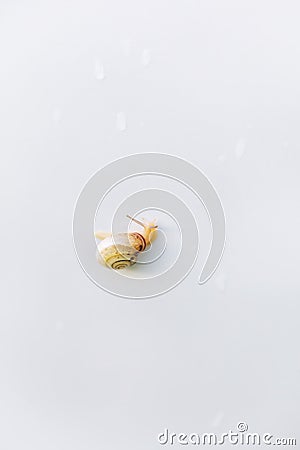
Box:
[126,214,158,246]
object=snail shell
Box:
[97,232,146,270]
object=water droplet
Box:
[52,108,62,123]
[141,48,151,66]
[94,59,105,80]
[212,411,224,427]
[218,154,226,163]
[235,138,246,159]
[116,112,126,131]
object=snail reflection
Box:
[95,215,158,270]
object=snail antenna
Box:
[126,214,145,228]
[126,214,158,230]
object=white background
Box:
[1,1,299,449]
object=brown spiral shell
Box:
[127,232,146,251]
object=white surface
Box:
[1,1,300,449]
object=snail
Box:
[95,215,158,270]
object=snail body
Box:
[95,216,157,270]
